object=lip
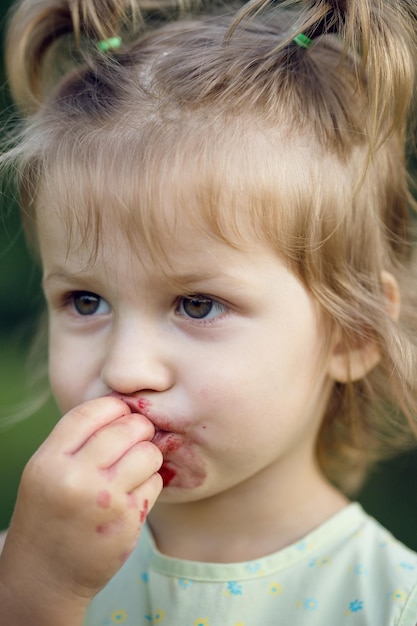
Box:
[110,393,152,417]
[152,430,182,455]
[109,393,185,434]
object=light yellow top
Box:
[84,503,417,625]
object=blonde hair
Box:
[3,0,417,493]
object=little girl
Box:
[1,0,417,623]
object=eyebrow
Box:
[160,271,222,287]
[42,270,99,289]
[42,269,239,290]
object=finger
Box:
[77,413,156,468]
[101,440,163,492]
[92,472,162,539]
[128,472,163,526]
[45,397,132,454]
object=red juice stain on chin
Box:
[159,464,176,487]
[164,435,181,453]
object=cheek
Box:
[49,360,81,413]
[48,333,92,412]
[197,345,327,435]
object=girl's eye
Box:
[177,296,227,320]
[70,292,110,316]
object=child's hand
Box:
[0,396,163,617]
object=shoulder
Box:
[355,509,417,571]
[321,505,417,625]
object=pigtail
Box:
[5,0,201,112]
[5,0,134,111]
[231,0,417,146]
[6,0,71,111]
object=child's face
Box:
[39,199,335,502]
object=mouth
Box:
[152,430,182,455]
[110,393,184,435]
[150,430,182,488]
[110,393,152,417]
[110,394,205,488]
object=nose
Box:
[101,316,174,396]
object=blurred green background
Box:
[1,0,417,550]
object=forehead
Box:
[34,115,322,270]
[36,179,244,277]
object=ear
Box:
[328,271,400,383]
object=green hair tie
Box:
[97,36,122,52]
[293,33,313,49]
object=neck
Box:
[148,459,348,563]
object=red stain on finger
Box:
[139,498,149,523]
[96,490,111,508]
[96,523,108,535]
[96,518,124,536]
